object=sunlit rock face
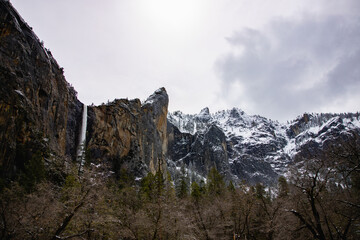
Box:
[87,88,169,178]
[0,1,82,178]
[0,1,170,181]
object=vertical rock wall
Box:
[0,1,170,181]
[86,88,169,177]
[0,1,82,178]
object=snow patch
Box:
[15,89,25,97]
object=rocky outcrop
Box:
[0,0,82,179]
[167,108,284,184]
[0,0,170,182]
[2,0,359,188]
[86,88,169,178]
[293,116,360,163]
[168,121,231,179]
[168,109,360,185]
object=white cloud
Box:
[216,11,360,121]
[10,0,360,120]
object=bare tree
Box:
[288,156,360,240]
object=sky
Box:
[11,0,360,122]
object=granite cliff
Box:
[0,1,169,183]
[86,88,168,178]
[168,109,360,185]
[1,0,359,187]
[0,0,82,180]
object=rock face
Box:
[167,112,231,181]
[168,109,360,185]
[0,1,169,182]
[86,88,169,178]
[168,108,283,184]
[291,115,360,163]
[2,0,359,187]
[0,1,82,179]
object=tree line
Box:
[1,146,359,239]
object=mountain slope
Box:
[168,109,360,184]
[1,0,359,187]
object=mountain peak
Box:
[155,87,167,95]
[229,107,244,118]
[144,87,168,106]
[197,107,211,122]
[199,107,210,115]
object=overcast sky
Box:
[11,0,360,122]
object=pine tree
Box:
[176,166,188,199]
[117,168,135,190]
[199,179,207,195]
[227,180,235,193]
[154,169,165,197]
[255,183,266,199]
[207,167,225,196]
[277,176,289,198]
[191,181,201,200]
[140,172,155,201]
[165,171,176,199]
[20,150,46,192]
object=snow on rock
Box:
[168,109,360,185]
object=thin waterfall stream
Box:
[77,104,87,172]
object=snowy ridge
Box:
[168,108,360,184]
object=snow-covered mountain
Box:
[167,108,360,185]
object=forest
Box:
[0,147,359,240]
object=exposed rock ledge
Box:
[86,88,169,178]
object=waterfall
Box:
[193,121,197,134]
[77,104,87,172]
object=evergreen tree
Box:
[165,171,176,199]
[227,180,235,193]
[207,167,225,196]
[176,166,189,199]
[277,176,289,198]
[176,176,189,199]
[117,168,135,190]
[154,169,165,197]
[140,172,155,201]
[199,179,207,195]
[191,181,201,200]
[20,150,46,192]
[255,183,266,199]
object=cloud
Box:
[216,12,360,121]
